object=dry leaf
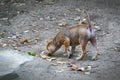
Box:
[58,22,67,27]
[67,63,85,71]
[47,58,56,62]
[84,71,90,75]
[56,61,66,64]
[40,54,50,59]
[20,38,28,44]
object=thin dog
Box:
[45,11,98,60]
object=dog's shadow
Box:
[52,51,92,61]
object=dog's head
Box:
[46,37,56,56]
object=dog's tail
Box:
[84,10,92,32]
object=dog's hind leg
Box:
[77,40,88,60]
[90,36,98,60]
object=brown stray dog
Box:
[45,11,98,60]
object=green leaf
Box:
[27,52,36,56]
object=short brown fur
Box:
[46,22,98,60]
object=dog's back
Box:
[59,23,90,46]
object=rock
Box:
[74,16,81,21]
[0,50,33,80]
[45,16,50,20]
[40,18,44,20]
[51,17,56,21]
[0,18,8,21]
[2,43,7,47]
[24,30,29,33]
[75,8,81,12]
[114,41,120,52]
[114,41,120,45]
[93,26,101,31]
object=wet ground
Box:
[0,0,120,80]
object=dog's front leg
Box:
[71,46,76,54]
[64,37,72,58]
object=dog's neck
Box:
[53,33,61,47]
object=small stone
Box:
[75,8,81,12]
[45,28,49,30]
[86,66,92,71]
[84,71,90,75]
[51,17,56,21]
[17,11,20,14]
[74,16,81,21]
[83,18,87,21]
[24,30,29,33]
[114,41,120,45]
[1,18,8,21]
[94,26,101,31]
[2,44,7,47]
[45,16,50,20]
[40,18,44,20]
[12,36,17,39]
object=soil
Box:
[0,0,120,80]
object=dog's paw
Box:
[68,52,73,59]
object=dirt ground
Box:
[0,0,120,80]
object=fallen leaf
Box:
[51,17,56,20]
[0,32,5,38]
[56,60,66,64]
[40,54,50,59]
[58,22,67,27]
[67,63,85,71]
[20,38,28,44]
[47,58,56,62]
[27,52,36,56]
